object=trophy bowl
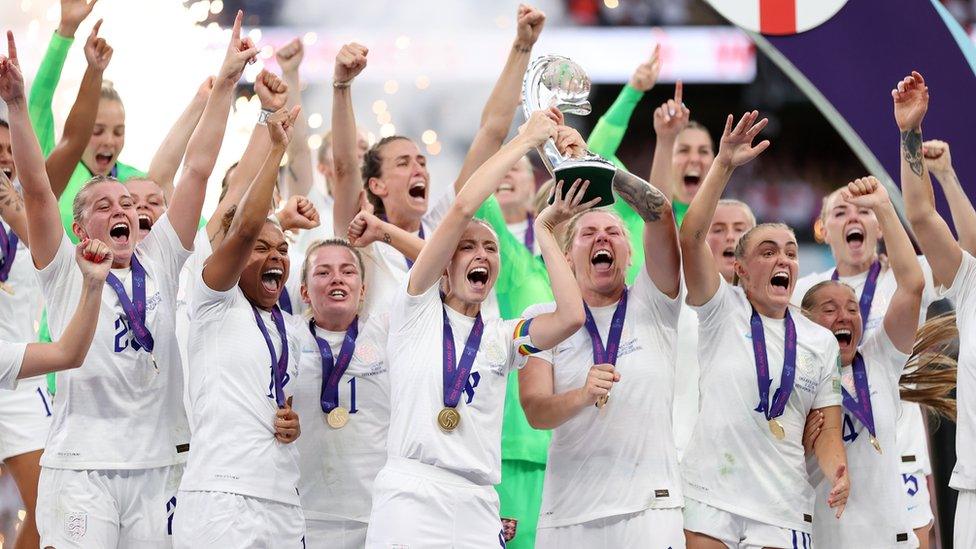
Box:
[522,55,616,207]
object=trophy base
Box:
[549,160,617,207]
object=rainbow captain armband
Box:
[513,318,542,356]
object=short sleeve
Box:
[812,338,842,409]
[188,269,239,324]
[0,341,27,390]
[137,213,192,282]
[630,265,682,328]
[35,235,82,334]
[389,276,440,337]
[517,302,557,366]
[423,186,456,231]
[689,275,736,329]
[936,251,976,306]
[861,328,911,387]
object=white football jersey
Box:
[682,278,841,532]
[526,267,684,529]
[36,216,190,469]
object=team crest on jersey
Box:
[483,340,507,376]
[64,512,87,540]
[793,351,820,395]
[354,342,380,365]
[146,292,162,311]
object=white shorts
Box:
[0,376,52,461]
[683,498,812,549]
[173,490,305,549]
[305,517,368,549]
[36,464,183,548]
[366,457,505,549]
[536,507,685,549]
[955,489,976,549]
[900,470,934,529]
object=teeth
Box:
[264,268,284,276]
[834,329,852,336]
[846,227,864,237]
[470,267,488,275]
[593,250,612,260]
[138,214,151,221]
[329,290,346,297]
[112,222,127,230]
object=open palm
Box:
[717,110,770,168]
[892,71,928,131]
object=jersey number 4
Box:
[842,413,859,444]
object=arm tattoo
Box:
[900,129,924,177]
[612,170,665,223]
[0,179,24,214]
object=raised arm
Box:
[408,111,555,295]
[585,46,659,169]
[276,38,314,199]
[0,171,27,244]
[451,5,545,194]
[844,177,924,352]
[147,77,213,202]
[2,32,64,268]
[347,208,425,262]
[29,0,98,155]
[167,10,257,250]
[923,139,976,256]
[21,239,110,378]
[679,111,768,305]
[650,81,689,202]
[613,169,680,297]
[331,42,369,238]
[895,71,961,288]
[46,20,110,197]
[203,107,298,292]
[204,68,287,241]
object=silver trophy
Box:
[522,55,616,206]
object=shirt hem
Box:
[179,483,301,507]
[537,498,683,529]
[40,455,187,470]
[684,492,811,533]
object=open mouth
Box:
[683,174,701,189]
[770,270,790,290]
[408,180,427,201]
[0,168,12,180]
[467,266,489,289]
[722,247,735,259]
[591,248,614,272]
[845,227,865,248]
[138,214,153,232]
[109,221,130,244]
[833,328,853,347]
[261,267,284,294]
[95,152,115,167]
[497,183,515,194]
[327,287,348,301]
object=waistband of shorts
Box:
[385,456,487,488]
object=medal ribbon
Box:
[309,318,359,413]
[380,214,425,269]
[0,224,17,283]
[523,214,535,253]
[252,304,289,408]
[278,286,293,314]
[841,352,878,440]
[750,307,797,422]
[582,288,628,365]
[105,254,154,354]
[831,260,881,334]
[441,304,485,408]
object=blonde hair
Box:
[533,178,555,217]
[717,198,757,228]
[301,238,366,286]
[801,282,957,420]
[731,222,795,285]
[100,80,123,104]
[72,175,123,222]
[560,209,630,253]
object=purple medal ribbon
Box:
[278,286,293,314]
[309,318,359,413]
[105,254,154,355]
[0,224,17,284]
[750,307,797,423]
[380,214,425,269]
[582,288,628,365]
[441,303,485,408]
[252,304,289,408]
[841,352,878,440]
[831,260,881,334]
[523,213,535,254]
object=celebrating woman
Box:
[678,111,848,549]
[365,111,590,547]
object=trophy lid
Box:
[522,55,592,117]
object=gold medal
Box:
[870,436,882,454]
[595,394,609,409]
[437,407,461,432]
[327,406,350,429]
[0,281,13,295]
[768,419,786,440]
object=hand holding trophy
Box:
[522,55,616,206]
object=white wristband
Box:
[257,109,274,126]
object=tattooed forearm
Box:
[612,170,666,223]
[0,176,24,214]
[901,129,924,178]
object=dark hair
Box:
[678,120,715,150]
[0,119,9,130]
[361,135,412,216]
